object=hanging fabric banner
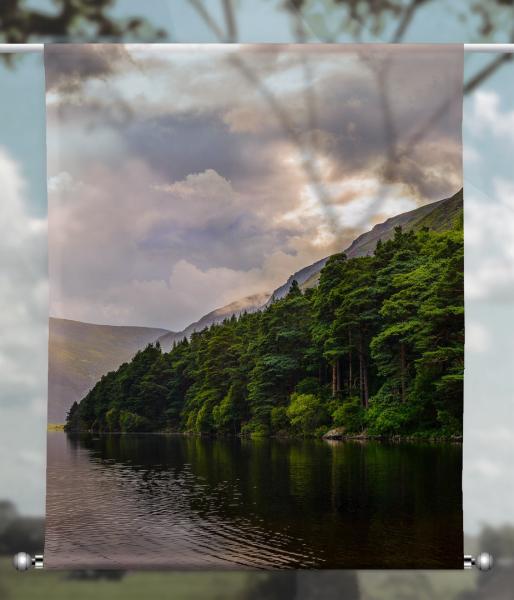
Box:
[44,44,464,569]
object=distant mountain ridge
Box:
[48,318,169,422]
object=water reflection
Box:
[46,433,462,569]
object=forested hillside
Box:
[66,207,463,438]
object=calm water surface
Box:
[45,433,462,569]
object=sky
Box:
[0,2,513,540]
[0,53,47,216]
[0,53,48,516]
[45,44,463,332]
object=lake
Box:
[45,433,462,569]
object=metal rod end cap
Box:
[13,553,32,571]
[476,552,494,571]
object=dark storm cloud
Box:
[137,46,462,202]
[139,212,295,272]
[45,44,134,92]
[287,49,463,201]
[122,111,281,186]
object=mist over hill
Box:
[158,292,270,352]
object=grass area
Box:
[47,424,65,431]
[359,570,476,600]
[1,558,479,599]
[0,559,256,600]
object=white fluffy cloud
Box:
[48,161,344,329]
[465,178,514,301]
[470,90,514,142]
[462,88,514,533]
[0,148,48,515]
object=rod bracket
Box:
[464,553,494,571]
[12,553,44,571]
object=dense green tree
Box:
[286,393,328,436]
[246,281,315,434]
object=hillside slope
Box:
[158,189,463,346]
[48,318,169,422]
[298,188,463,292]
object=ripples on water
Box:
[45,433,462,569]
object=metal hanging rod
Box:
[1,43,514,53]
[13,551,494,571]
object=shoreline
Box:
[56,427,463,443]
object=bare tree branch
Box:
[222,0,238,42]
[189,0,227,41]
[464,53,513,94]
[188,0,513,240]
[392,0,432,43]
[463,0,514,94]
[225,50,338,226]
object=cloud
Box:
[466,320,492,353]
[46,45,463,202]
[465,179,514,301]
[0,148,47,515]
[45,45,463,330]
[45,44,134,93]
[469,90,514,142]
[0,148,48,408]
[48,161,343,329]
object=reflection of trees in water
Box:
[68,434,461,569]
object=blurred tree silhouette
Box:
[293,0,514,93]
[0,0,166,43]
[286,0,514,43]
[479,524,514,559]
[0,501,44,556]
[189,0,514,93]
[456,525,514,599]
